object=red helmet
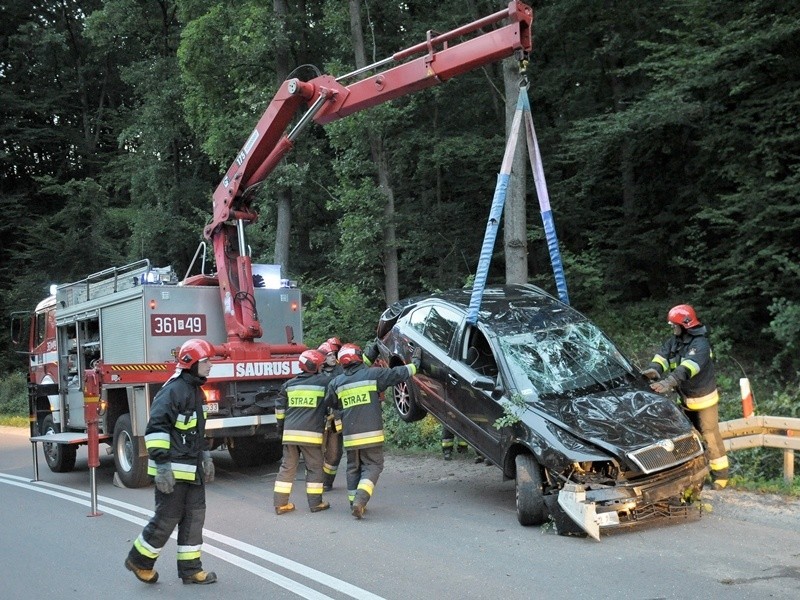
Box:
[177,339,215,369]
[668,304,701,328]
[298,349,326,374]
[337,343,363,366]
[325,337,342,353]
[318,341,336,355]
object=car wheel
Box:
[515,453,547,526]
[113,414,150,488]
[41,414,77,473]
[392,380,427,422]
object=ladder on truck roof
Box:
[56,259,176,309]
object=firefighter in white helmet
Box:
[125,338,218,585]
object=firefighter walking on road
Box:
[125,339,218,585]
[273,349,333,515]
[643,304,730,490]
[319,338,344,491]
[326,342,421,519]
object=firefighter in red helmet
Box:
[318,339,345,491]
[325,342,422,518]
[125,338,218,585]
[642,305,729,490]
[273,348,334,515]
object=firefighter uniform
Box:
[647,323,729,488]
[326,358,417,518]
[126,369,213,582]
[441,425,467,460]
[321,362,344,491]
[274,370,334,512]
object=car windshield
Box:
[498,320,632,398]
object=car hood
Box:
[527,387,691,455]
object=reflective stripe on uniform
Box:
[680,358,701,377]
[274,480,293,494]
[144,432,170,450]
[282,430,324,445]
[306,481,324,494]
[357,478,375,497]
[147,460,197,480]
[133,534,162,559]
[177,544,202,561]
[684,389,719,410]
[709,455,729,471]
[323,463,338,475]
[343,429,385,448]
[652,355,668,371]
[175,412,198,431]
[276,409,285,420]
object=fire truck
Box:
[12,2,533,488]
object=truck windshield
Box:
[498,321,631,398]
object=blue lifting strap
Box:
[466,89,569,325]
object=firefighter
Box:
[326,342,422,519]
[643,304,730,490]
[125,338,218,585]
[441,425,467,460]
[274,349,333,515]
[319,338,344,491]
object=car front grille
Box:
[627,433,704,474]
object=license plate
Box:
[205,402,219,414]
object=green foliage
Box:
[382,400,439,450]
[0,372,27,415]
[493,393,528,429]
[301,279,383,349]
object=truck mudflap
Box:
[548,455,709,540]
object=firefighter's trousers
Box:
[273,444,325,509]
[441,426,468,455]
[346,446,384,508]
[683,402,729,487]
[127,481,206,578]
[323,423,343,489]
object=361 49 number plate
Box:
[150,314,207,336]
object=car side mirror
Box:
[471,375,497,392]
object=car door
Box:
[395,305,449,414]
[444,325,505,463]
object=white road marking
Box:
[0,473,385,600]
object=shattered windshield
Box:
[498,321,632,398]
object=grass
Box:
[0,415,28,428]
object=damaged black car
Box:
[375,284,709,539]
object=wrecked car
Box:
[375,284,709,539]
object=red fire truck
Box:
[12,2,533,488]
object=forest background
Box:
[1,1,798,486]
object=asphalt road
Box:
[1,426,799,600]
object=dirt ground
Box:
[388,449,800,530]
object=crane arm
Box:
[204,1,533,344]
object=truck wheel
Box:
[113,414,150,488]
[41,414,77,473]
[392,380,427,422]
[515,453,547,526]
[228,437,281,467]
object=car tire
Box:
[41,414,77,473]
[113,414,150,488]
[392,380,427,422]
[515,453,547,526]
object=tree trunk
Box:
[503,59,528,284]
[273,0,292,277]
[349,0,399,305]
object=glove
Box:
[651,375,679,394]
[641,368,660,381]
[365,341,380,363]
[411,346,423,369]
[202,450,215,483]
[154,463,175,494]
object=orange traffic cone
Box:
[739,378,754,418]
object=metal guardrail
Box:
[719,415,800,483]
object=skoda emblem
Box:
[657,439,675,452]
